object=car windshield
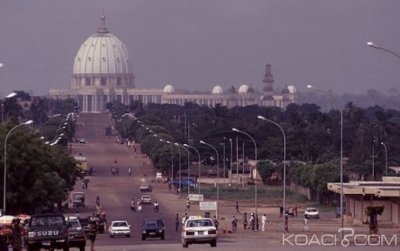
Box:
[187,219,213,227]
[144,219,162,227]
[113,222,128,227]
[308,209,317,212]
[31,216,64,227]
[68,220,81,228]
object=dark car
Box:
[139,184,153,192]
[65,216,86,251]
[141,218,165,240]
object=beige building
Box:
[328,177,400,227]
[50,15,296,113]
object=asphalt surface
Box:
[58,113,400,251]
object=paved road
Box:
[61,113,399,251]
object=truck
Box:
[73,155,88,175]
[26,213,69,251]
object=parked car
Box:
[65,216,86,251]
[78,138,87,144]
[139,184,153,192]
[181,216,217,248]
[304,207,320,219]
[108,220,131,238]
[140,195,152,205]
[71,192,85,208]
[141,218,165,240]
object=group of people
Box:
[130,198,143,213]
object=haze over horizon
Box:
[1,0,400,97]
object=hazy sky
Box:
[1,0,400,96]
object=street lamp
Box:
[257,116,286,231]
[372,139,376,181]
[1,92,17,123]
[3,120,33,213]
[178,144,191,197]
[219,140,226,185]
[229,138,233,185]
[306,84,344,232]
[367,42,400,60]
[381,142,388,175]
[200,140,220,219]
[184,144,201,195]
[232,128,258,228]
[174,143,182,194]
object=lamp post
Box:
[3,120,33,213]
[1,92,17,123]
[184,144,201,195]
[367,42,400,60]
[180,144,191,197]
[174,143,182,194]
[229,138,233,185]
[166,141,174,182]
[306,84,344,232]
[372,140,375,181]
[232,128,258,226]
[381,142,388,175]
[257,116,286,232]
[200,140,219,219]
[220,140,226,185]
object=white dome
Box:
[73,16,132,75]
[238,84,249,94]
[163,84,175,93]
[211,85,223,94]
[287,85,297,94]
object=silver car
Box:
[108,220,131,238]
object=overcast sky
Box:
[1,0,400,96]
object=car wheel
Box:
[305,215,308,219]
[126,234,130,237]
[182,241,188,248]
[110,234,114,238]
[79,245,85,251]
[210,240,217,247]
[161,234,165,240]
[142,235,146,240]
[63,244,70,251]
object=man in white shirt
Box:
[261,214,268,231]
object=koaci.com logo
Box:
[282,228,398,247]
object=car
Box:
[108,220,131,238]
[65,216,86,251]
[304,207,320,219]
[71,192,85,208]
[140,195,152,205]
[139,184,153,192]
[78,138,87,144]
[181,216,218,248]
[141,218,165,240]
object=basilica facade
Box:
[49,15,296,113]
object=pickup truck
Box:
[26,213,69,251]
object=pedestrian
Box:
[293,206,298,217]
[235,201,240,213]
[284,214,289,233]
[96,196,100,206]
[182,213,188,225]
[130,199,136,213]
[303,216,309,232]
[116,167,119,176]
[186,199,190,211]
[175,213,180,232]
[87,221,97,251]
[261,214,268,231]
[128,167,132,176]
[280,205,283,217]
[249,213,255,231]
[213,216,219,230]
[243,212,248,230]
[231,216,238,232]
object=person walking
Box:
[213,216,219,230]
[235,201,240,213]
[130,199,136,213]
[186,199,190,211]
[128,167,132,176]
[303,215,309,232]
[280,205,284,217]
[231,216,238,232]
[261,214,268,231]
[284,214,289,233]
[249,213,255,231]
[87,221,97,251]
[175,213,180,232]
[243,212,248,230]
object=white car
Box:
[304,207,320,219]
[181,216,218,248]
[140,195,152,205]
[108,220,131,238]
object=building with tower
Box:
[50,15,296,113]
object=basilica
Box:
[49,15,296,113]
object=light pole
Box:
[229,138,233,185]
[184,144,201,195]
[232,128,258,226]
[219,140,226,185]
[372,140,375,181]
[306,84,344,232]
[3,120,33,213]
[381,142,388,175]
[1,92,17,123]
[166,140,174,182]
[180,144,191,197]
[367,42,400,60]
[257,116,286,232]
[200,140,219,219]
[174,143,182,194]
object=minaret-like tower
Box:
[262,64,274,97]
